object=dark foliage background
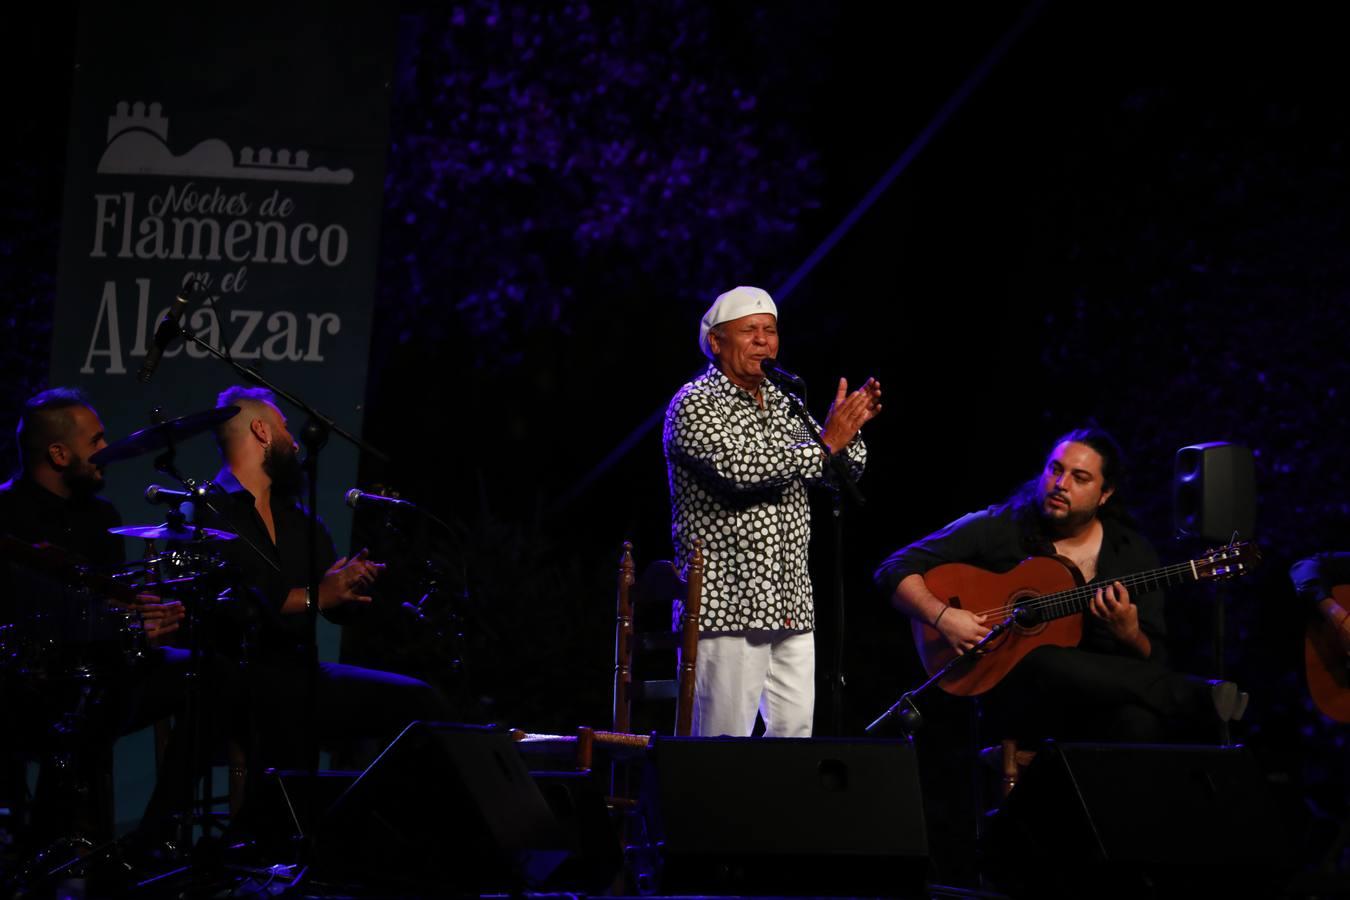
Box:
[4,0,1347,880]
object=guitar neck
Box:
[1034,561,1201,622]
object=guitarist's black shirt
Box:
[874,501,1169,664]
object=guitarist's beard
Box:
[1039,492,1100,538]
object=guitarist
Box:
[875,426,1246,740]
[1290,552,1350,727]
[1290,552,1350,656]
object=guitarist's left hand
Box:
[1317,597,1350,655]
[1090,581,1151,658]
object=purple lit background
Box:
[4,1,1347,873]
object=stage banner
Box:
[50,1,397,642]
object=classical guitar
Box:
[912,542,1261,696]
[1305,585,1350,723]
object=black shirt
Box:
[0,476,129,660]
[203,468,338,665]
[1290,552,1350,608]
[0,475,125,566]
[874,500,1169,664]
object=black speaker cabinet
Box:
[1174,442,1257,542]
[312,722,571,892]
[984,742,1295,899]
[641,736,929,897]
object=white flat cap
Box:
[699,285,778,359]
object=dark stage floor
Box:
[4,729,1345,899]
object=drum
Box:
[111,548,231,597]
[1,567,149,681]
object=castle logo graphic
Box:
[97,101,354,185]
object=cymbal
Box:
[90,406,240,465]
[110,523,238,543]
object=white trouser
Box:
[689,630,815,737]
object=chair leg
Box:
[575,726,594,773]
[1000,739,1021,798]
[998,739,1037,798]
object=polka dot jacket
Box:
[663,364,867,633]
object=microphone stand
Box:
[158,312,389,872]
[133,421,281,863]
[865,608,1033,736]
[361,501,469,699]
[774,380,863,736]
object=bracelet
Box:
[932,605,950,629]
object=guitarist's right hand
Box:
[936,607,991,655]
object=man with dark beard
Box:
[206,386,453,776]
[0,388,122,566]
[875,426,1247,741]
[0,388,185,850]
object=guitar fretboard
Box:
[996,559,1218,622]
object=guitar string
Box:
[977,561,1202,620]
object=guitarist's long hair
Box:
[1006,425,1137,554]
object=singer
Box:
[662,285,882,736]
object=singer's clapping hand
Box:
[820,377,883,453]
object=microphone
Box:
[137,284,195,383]
[759,358,805,391]
[345,488,417,511]
[145,484,195,505]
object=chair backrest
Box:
[613,539,703,737]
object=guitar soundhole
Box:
[1009,589,1048,636]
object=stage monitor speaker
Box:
[641,736,929,897]
[1174,442,1256,542]
[984,741,1295,899]
[312,722,571,892]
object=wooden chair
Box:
[511,541,704,894]
[613,538,703,738]
[971,695,1037,831]
[512,539,704,774]
[980,737,1037,799]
